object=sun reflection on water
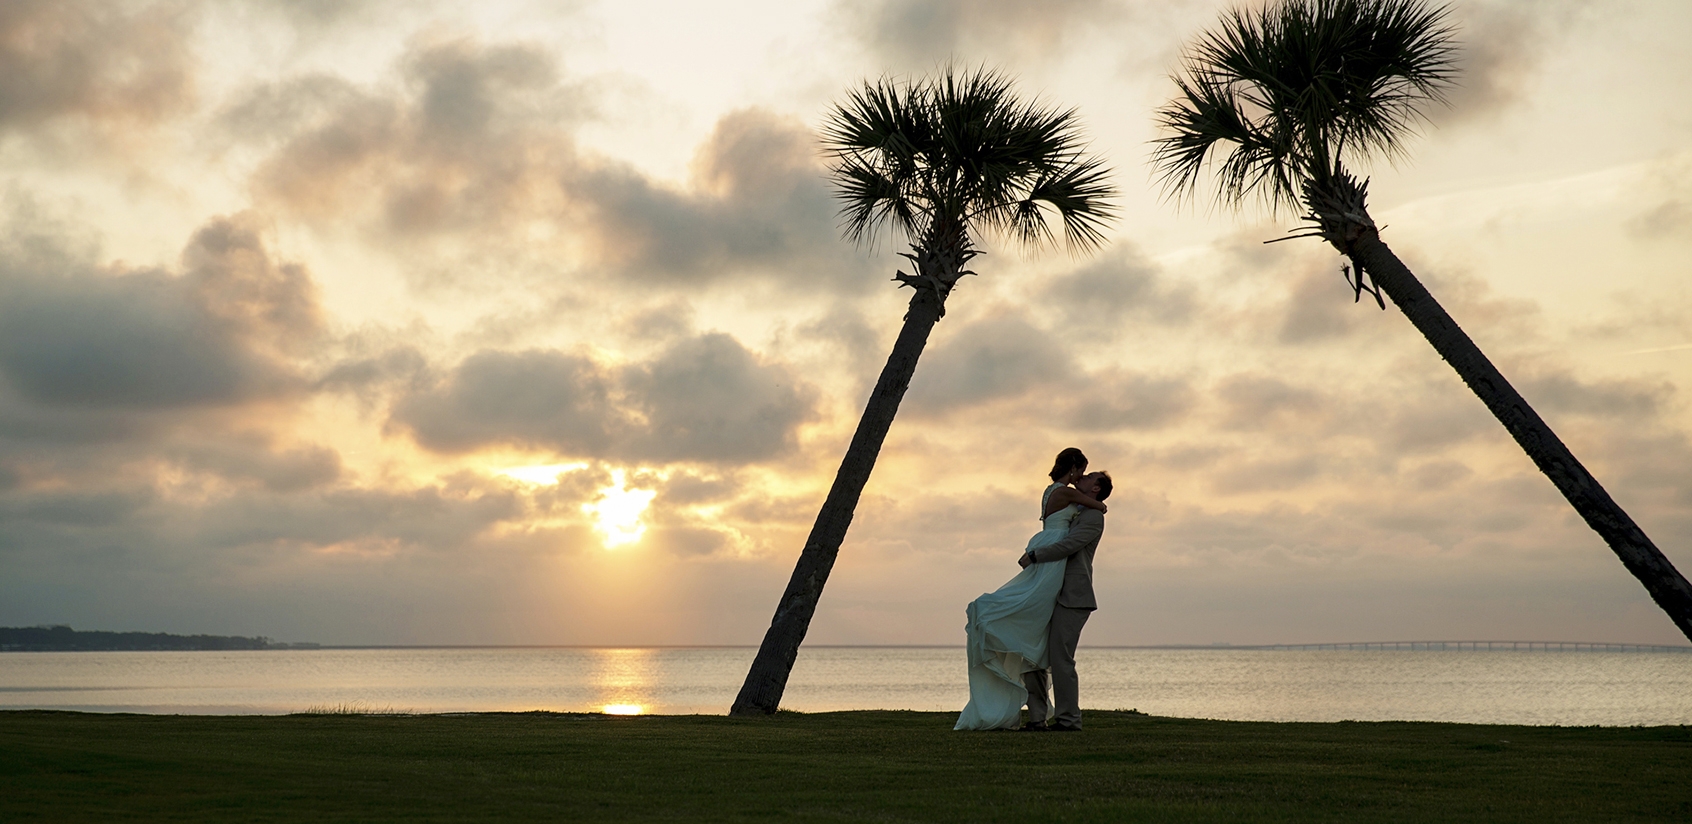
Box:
[591,648,657,714]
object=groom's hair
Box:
[1093,472,1113,502]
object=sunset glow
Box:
[497,463,589,485]
[585,471,656,548]
[1,0,1688,648]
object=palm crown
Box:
[1153,0,1457,212]
[822,68,1115,253]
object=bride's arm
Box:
[1045,486,1107,516]
[1028,510,1105,565]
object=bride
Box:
[956,448,1107,731]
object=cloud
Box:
[391,332,815,465]
[390,349,619,455]
[237,37,869,293]
[1043,245,1196,335]
[0,213,320,411]
[167,439,342,493]
[1520,372,1671,422]
[1064,370,1196,432]
[1276,262,1371,344]
[240,36,580,244]
[0,0,195,135]
[1378,387,1494,454]
[623,332,817,462]
[1626,153,1692,241]
[905,314,1072,415]
[1210,454,1323,494]
[189,478,525,553]
[1214,375,1325,432]
[566,107,863,290]
[1434,0,1587,126]
[838,0,1117,67]
[315,345,430,400]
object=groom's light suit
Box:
[1023,507,1104,729]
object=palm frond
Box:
[1153,0,1458,212]
[820,66,1116,252]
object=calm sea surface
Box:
[3,647,1689,726]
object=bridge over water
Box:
[1128,641,1692,653]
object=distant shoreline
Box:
[0,626,320,652]
[4,627,1688,653]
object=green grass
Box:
[2,710,1688,822]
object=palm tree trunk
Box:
[1348,230,1692,643]
[730,285,948,715]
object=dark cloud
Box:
[1209,454,1323,494]
[793,305,888,399]
[0,0,195,134]
[839,0,1117,67]
[623,332,816,463]
[1064,370,1196,432]
[3,487,153,528]
[905,314,1072,415]
[0,214,320,411]
[315,345,430,399]
[1434,0,1587,126]
[391,349,619,455]
[1628,199,1692,241]
[235,38,866,293]
[653,469,741,508]
[883,307,1195,430]
[0,268,264,408]
[1043,245,1196,335]
[191,480,524,553]
[234,28,880,295]
[566,108,864,290]
[1214,375,1325,432]
[1626,155,1692,241]
[1520,372,1671,421]
[168,440,342,493]
[1407,459,1473,491]
[1277,263,1370,344]
[215,74,367,150]
[391,332,815,465]
[642,525,731,558]
[241,36,578,244]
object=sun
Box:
[585,469,656,548]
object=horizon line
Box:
[247,640,1692,652]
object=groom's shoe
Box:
[1048,723,1082,732]
[1017,722,1049,732]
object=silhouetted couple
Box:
[957,448,1111,732]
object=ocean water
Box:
[2,646,1689,726]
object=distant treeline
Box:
[0,625,320,652]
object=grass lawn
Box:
[2,709,1689,822]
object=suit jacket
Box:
[1030,507,1104,610]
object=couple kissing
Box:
[956,447,1112,732]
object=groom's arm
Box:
[1027,510,1104,565]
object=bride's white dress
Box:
[955,482,1075,730]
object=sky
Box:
[1,0,1689,647]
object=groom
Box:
[1017,470,1112,732]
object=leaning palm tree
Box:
[731,68,1116,715]
[1153,0,1692,641]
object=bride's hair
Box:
[1048,447,1087,481]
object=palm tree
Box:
[731,68,1116,715]
[1153,0,1692,642]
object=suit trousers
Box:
[1021,604,1091,728]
